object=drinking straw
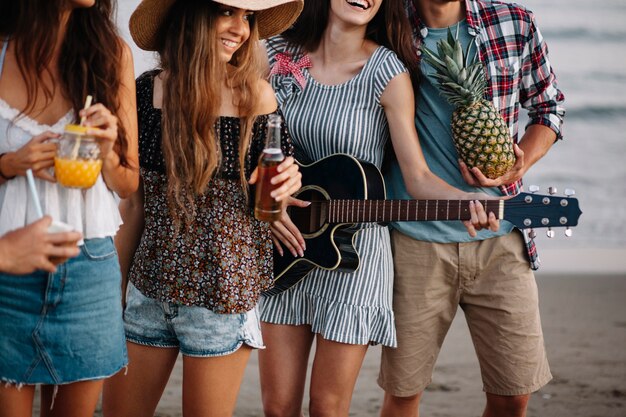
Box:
[25,169,44,218]
[79,95,92,126]
[70,95,93,160]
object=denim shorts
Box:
[124,283,264,356]
[0,237,128,385]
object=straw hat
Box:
[130,0,304,51]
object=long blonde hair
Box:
[159,0,263,226]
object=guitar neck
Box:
[327,199,503,223]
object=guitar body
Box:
[266,154,385,296]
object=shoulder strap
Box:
[0,40,9,77]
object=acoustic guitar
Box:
[265,154,582,296]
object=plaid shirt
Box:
[405,0,565,269]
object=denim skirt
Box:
[0,237,128,385]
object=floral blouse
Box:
[129,70,294,314]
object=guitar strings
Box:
[298,200,574,208]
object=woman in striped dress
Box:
[259,1,499,415]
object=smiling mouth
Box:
[221,39,239,49]
[347,0,370,10]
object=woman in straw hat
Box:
[102,0,303,416]
[0,0,138,415]
[258,0,499,415]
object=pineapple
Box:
[421,29,515,179]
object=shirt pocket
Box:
[486,61,521,112]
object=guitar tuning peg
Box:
[548,186,558,195]
[546,228,555,238]
[528,185,540,194]
[528,229,537,239]
[564,188,576,197]
[565,228,573,237]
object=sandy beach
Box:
[33,265,623,417]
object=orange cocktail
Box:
[55,124,102,189]
[54,157,103,188]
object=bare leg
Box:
[40,380,103,417]
[380,392,422,417]
[308,336,368,417]
[483,393,530,417]
[259,323,314,417]
[0,384,35,417]
[102,342,179,417]
[182,345,252,417]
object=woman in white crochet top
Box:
[0,0,138,415]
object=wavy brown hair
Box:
[0,0,131,167]
[159,0,262,226]
[281,0,419,88]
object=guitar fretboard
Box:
[327,199,503,223]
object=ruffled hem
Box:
[0,174,122,241]
[259,290,397,348]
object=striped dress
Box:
[259,37,407,347]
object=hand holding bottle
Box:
[251,114,301,222]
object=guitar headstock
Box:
[504,186,582,237]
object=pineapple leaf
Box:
[464,40,474,68]
[444,56,461,79]
[467,57,485,99]
[447,29,456,48]
[477,84,487,98]
[470,76,485,94]
[438,41,455,60]
[421,45,442,64]
[467,66,485,88]
[453,40,464,69]
[431,73,452,82]
[421,47,451,75]
[442,82,471,97]
[458,68,468,84]
[455,23,462,42]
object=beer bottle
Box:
[254,113,285,222]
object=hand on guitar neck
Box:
[461,199,501,237]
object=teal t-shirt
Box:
[385,19,513,242]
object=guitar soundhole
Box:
[289,188,328,236]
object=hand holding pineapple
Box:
[459,142,525,187]
[421,29,516,180]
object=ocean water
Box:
[116,0,626,253]
[517,0,626,252]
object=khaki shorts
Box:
[378,230,552,396]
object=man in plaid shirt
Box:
[378,1,565,416]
